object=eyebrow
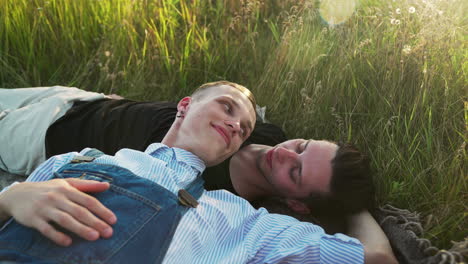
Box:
[298,140,311,184]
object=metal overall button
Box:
[71,156,95,163]
[178,189,199,208]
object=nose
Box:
[276,147,299,164]
[224,120,241,135]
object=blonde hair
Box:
[192,81,256,110]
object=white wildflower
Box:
[408,6,416,13]
[402,45,412,55]
[394,19,400,25]
[396,8,401,14]
[358,39,372,49]
[390,18,396,24]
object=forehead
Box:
[199,85,256,122]
[301,140,338,194]
[198,85,247,101]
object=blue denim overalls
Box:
[0,149,204,264]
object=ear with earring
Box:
[176,96,191,118]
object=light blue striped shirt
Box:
[15,143,364,263]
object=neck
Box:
[161,120,193,154]
[229,144,276,200]
[162,118,180,148]
[162,119,208,166]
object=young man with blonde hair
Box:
[0,82,396,263]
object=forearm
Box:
[347,210,398,264]
[0,182,20,224]
[0,198,11,224]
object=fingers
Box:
[35,219,72,247]
[49,209,100,241]
[62,178,117,225]
[46,179,117,241]
[106,94,124,100]
[65,178,111,193]
[57,196,115,239]
[65,185,117,226]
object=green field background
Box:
[0,0,466,249]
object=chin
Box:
[261,168,274,185]
[206,154,227,167]
[254,153,265,170]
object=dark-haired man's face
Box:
[256,139,338,199]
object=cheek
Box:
[230,138,243,152]
[185,120,203,135]
[189,110,210,128]
[273,170,295,192]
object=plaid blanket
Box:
[375,205,466,264]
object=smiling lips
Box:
[213,124,230,147]
[266,148,274,169]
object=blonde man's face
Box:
[179,85,256,166]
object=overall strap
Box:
[186,175,204,199]
[83,148,105,158]
[70,148,104,163]
[177,174,205,208]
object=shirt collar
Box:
[145,143,206,174]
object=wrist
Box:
[0,183,18,222]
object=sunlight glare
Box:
[319,0,357,25]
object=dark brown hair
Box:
[301,142,375,215]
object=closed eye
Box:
[289,167,299,183]
[240,127,246,138]
[289,168,295,182]
[296,143,303,154]
[220,101,233,114]
[297,140,311,155]
[224,103,231,113]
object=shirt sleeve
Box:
[0,151,78,193]
[201,191,365,264]
[24,151,78,183]
[245,209,365,264]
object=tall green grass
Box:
[0,0,466,249]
